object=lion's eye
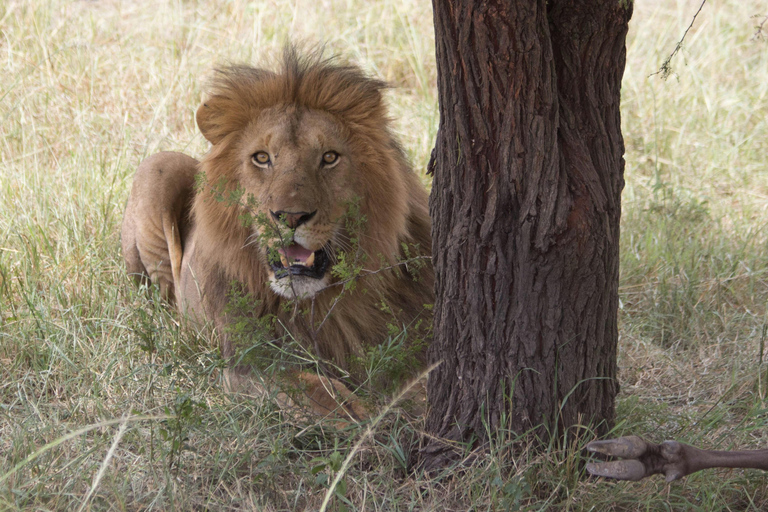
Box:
[321,151,339,166]
[252,151,271,167]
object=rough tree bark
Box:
[423,0,632,469]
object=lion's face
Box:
[195,56,414,304]
[235,106,356,299]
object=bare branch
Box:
[651,0,707,80]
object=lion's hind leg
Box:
[121,151,198,304]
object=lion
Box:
[121,49,433,421]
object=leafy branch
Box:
[199,173,431,397]
[312,255,431,335]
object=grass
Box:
[2,0,768,509]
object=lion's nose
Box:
[270,210,317,229]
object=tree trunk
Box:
[423,0,632,469]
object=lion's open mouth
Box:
[270,243,330,280]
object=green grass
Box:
[2,0,768,509]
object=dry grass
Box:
[2,0,768,510]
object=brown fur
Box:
[122,49,433,419]
[121,151,198,303]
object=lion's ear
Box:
[196,100,227,145]
[197,67,277,145]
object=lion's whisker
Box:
[331,240,354,254]
[243,232,260,249]
[323,243,341,266]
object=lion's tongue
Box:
[278,244,315,267]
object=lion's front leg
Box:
[223,366,369,423]
[293,372,370,422]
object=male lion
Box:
[122,50,433,420]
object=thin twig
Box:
[753,14,768,41]
[650,0,707,79]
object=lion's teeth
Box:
[278,248,316,268]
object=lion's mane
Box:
[183,49,433,382]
